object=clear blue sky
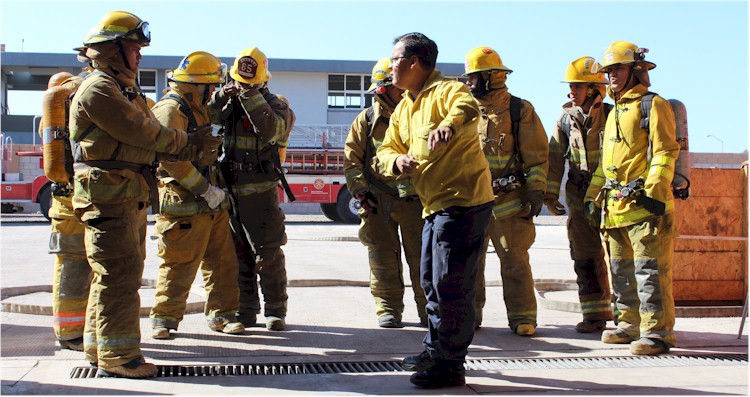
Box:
[2,0,748,153]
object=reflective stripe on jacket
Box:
[584,84,679,228]
[344,99,415,198]
[547,100,608,211]
[475,88,548,219]
[69,71,188,214]
[208,88,295,196]
[152,85,229,217]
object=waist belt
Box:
[602,177,644,201]
[75,160,160,214]
[492,168,526,195]
[228,160,276,174]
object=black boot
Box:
[410,365,466,389]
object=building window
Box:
[328,74,372,109]
[139,69,157,102]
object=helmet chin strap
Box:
[469,71,492,98]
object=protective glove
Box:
[544,197,566,216]
[200,185,226,210]
[169,144,201,162]
[638,195,666,216]
[188,126,223,159]
[355,191,378,215]
[521,190,544,220]
[584,201,602,229]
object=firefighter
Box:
[546,56,614,333]
[41,72,91,352]
[208,47,295,331]
[149,51,244,339]
[70,11,220,378]
[344,58,427,328]
[378,33,494,389]
[584,41,679,355]
[464,47,548,336]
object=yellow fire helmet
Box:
[229,47,271,85]
[464,46,512,76]
[83,11,150,46]
[599,41,656,73]
[367,57,392,93]
[563,56,608,84]
[168,51,227,84]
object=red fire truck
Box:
[279,125,358,223]
[0,136,54,220]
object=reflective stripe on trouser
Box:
[605,213,676,346]
[357,192,426,322]
[475,215,537,330]
[49,197,91,340]
[235,188,288,317]
[82,202,148,368]
[150,210,240,329]
[422,203,492,363]
[568,207,613,321]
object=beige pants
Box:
[357,192,426,322]
[150,210,240,329]
[476,215,537,330]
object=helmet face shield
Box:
[123,20,150,45]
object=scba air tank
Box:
[41,76,80,183]
[668,99,690,199]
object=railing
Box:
[1,134,13,161]
[284,148,344,175]
[288,124,350,149]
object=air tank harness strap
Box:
[74,160,160,214]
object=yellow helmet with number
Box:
[367,57,392,93]
[229,47,271,85]
[563,56,608,84]
[599,41,656,73]
[83,11,150,46]
[464,46,512,75]
[168,51,227,84]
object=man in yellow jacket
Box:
[464,47,548,336]
[149,51,243,339]
[344,58,427,328]
[546,57,614,333]
[208,47,295,332]
[70,11,220,378]
[584,41,679,355]
[378,32,494,389]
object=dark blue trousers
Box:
[421,202,492,366]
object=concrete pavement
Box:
[1,214,747,395]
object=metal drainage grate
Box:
[70,354,747,379]
[464,353,748,371]
[70,361,405,379]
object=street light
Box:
[707,134,724,153]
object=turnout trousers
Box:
[475,216,537,331]
[150,209,240,329]
[421,202,492,364]
[568,207,613,322]
[49,196,91,342]
[605,213,676,346]
[358,192,426,323]
[234,188,288,318]
[82,202,148,369]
